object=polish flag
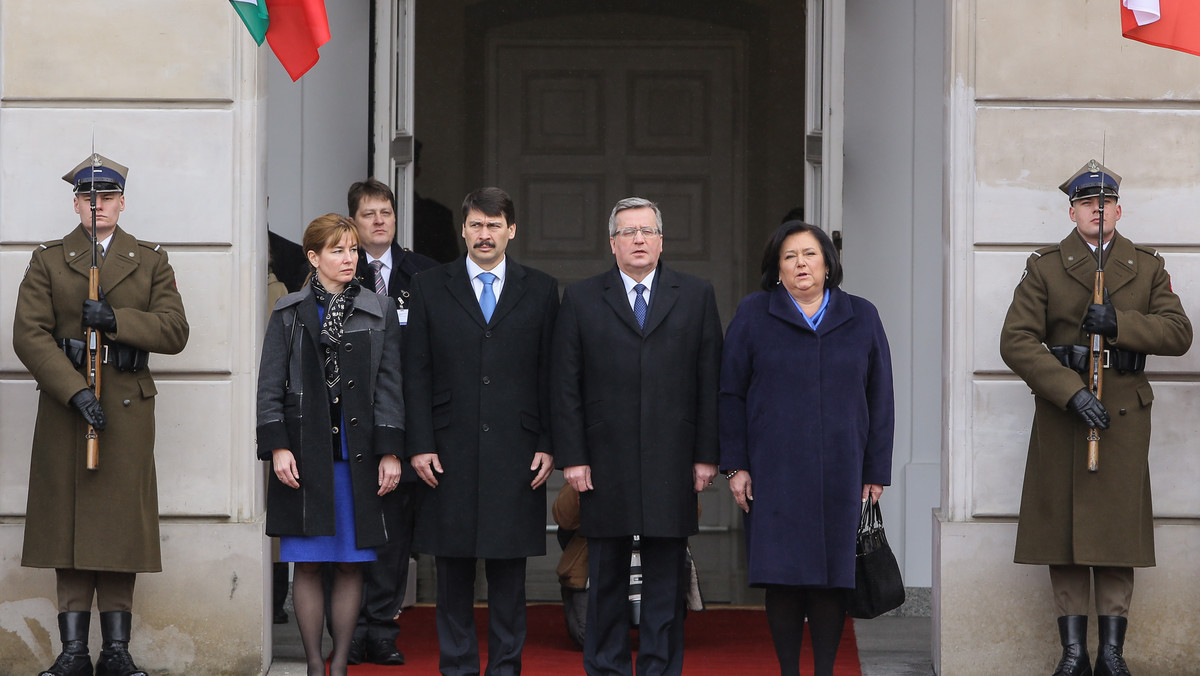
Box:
[1122,0,1200,57]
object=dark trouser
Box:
[56,568,136,612]
[1049,565,1135,617]
[435,555,528,676]
[584,536,688,676]
[356,483,418,642]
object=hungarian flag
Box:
[230,0,331,81]
[266,0,331,81]
[1122,0,1200,57]
[230,0,268,46]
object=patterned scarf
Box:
[310,274,360,393]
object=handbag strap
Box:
[858,497,885,534]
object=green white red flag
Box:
[1122,0,1200,57]
[230,0,331,81]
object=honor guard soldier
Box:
[13,153,189,676]
[1000,161,1191,676]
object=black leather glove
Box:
[82,289,117,333]
[1066,388,1109,430]
[1082,301,1118,338]
[69,389,107,431]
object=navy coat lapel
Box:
[602,266,644,335]
[767,285,853,336]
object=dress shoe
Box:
[366,637,406,665]
[347,635,365,665]
[1094,615,1132,676]
[39,611,93,676]
[1052,615,1092,676]
[95,611,147,676]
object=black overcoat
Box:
[551,263,722,539]
[403,257,559,559]
[256,285,405,549]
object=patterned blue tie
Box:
[478,272,497,322]
[633,283,648,329]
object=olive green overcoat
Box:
[1000,230,1191,567]
[13,225,189,572]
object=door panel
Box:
[488,39,746,323]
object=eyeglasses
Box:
[612,227,662,239]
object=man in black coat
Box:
[344,178,438,665]
[552,197,722,676]
[405,187,559,676]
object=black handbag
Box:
[846,497,905,619]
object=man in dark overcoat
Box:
[343,178,437,665]
[1000,161,1191,676]
[551,197,722,676]
[13,153,189,676]
[404,187,559,676]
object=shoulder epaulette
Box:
[1133,244,1160,259]
[38,239,64,251]
[1029,244,1059,260]
[136,240,163,253]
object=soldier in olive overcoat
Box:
[13,154,189,676]
[1000,161,1190,676]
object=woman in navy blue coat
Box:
[719,221,894,676]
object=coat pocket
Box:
[1136,382,1154,408]
[432,389,452,430]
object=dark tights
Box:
[764,585,847,676]
[292,561,363,676]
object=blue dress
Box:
[279,304,378,564]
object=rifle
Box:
[1085,157,1108,473]
[85,151,102,471]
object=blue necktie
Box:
[478,272,497,322]
[633,283,647,328]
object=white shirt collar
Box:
[619,267,656,296]
[366,246,394,269]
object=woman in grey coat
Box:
[257,214,405,676]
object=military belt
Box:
[57,338,149,373]
[1048,344,1146,375]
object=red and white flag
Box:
[1122,0,1200,57]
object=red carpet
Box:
[346,604,861,675]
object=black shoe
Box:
[347,635,365,665]
[366,637,406,665]
[95,611,147,676]
[1053,615,1092,676]
[1094,615,1132,676]
[39,611,93,676]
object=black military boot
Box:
[38,611,93,676]
[1094,615,1132,676]
[1052,615,1092,676]
[94,611,147,676]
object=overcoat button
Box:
[482,376,491,385]
[345,343,353,351]
[123,399,131,407]
[350,417,359,426]
[332,426,340,434]
[355,454,364,462]
[482,423,491,432]
[1119,409,1127,415]
[332,396,339,404]
[347,380,356,389]
[485,331,493,338]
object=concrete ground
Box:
[268,607,934,674]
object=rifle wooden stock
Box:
[85,266,101,471]
[1086,269,1104,473]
